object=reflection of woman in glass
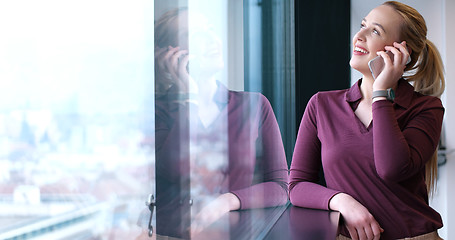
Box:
[153,8,288,238]
[290,2,444,240]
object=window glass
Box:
[0,1,154,239]
[0,0,293,239]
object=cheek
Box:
[369,39,393,53]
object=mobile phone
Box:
[368,51,411,79]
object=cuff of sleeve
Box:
[327,192,343,210]
[230,182,288,210]
[372,99,393,110]
[320,190,342,211]
[289,184,341,211]
[229,191,242,210]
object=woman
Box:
[290,2,444,240]
[152,8,288,239]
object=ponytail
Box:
[407,39,445,97]
[405,39,445,198]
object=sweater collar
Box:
[345,78,415,109]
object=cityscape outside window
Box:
[0,0,293,239]
[0,1,155,239]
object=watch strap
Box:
[372,88,395,101]
[372,90,388,99]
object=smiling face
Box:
[349,5,403,75]
[167,11,224,78]
[187,12,224,74]
[156,9,224,76]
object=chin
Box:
[349,58,369,75]
[349,58,360,71]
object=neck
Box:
[360,75,375,103]
[195,76,218,104]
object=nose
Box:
[353,28,366,42]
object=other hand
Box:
[329,193,384,240]
[190,193,240,237]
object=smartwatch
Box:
[372,88,395,102]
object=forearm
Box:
[372,100,410,180]
[290,181,340,210]
[231,181,288,209]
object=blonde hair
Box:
[154,8,188,95]
[155,7,188,48]
[383,1,445,195]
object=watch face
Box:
[387,88,395,101]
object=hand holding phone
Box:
[368,51,411,79]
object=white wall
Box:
[227,0,244,91]
[442,0,455,238]
[351,1,454,238]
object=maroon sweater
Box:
[290,79,443,239]
[155,82,288,237]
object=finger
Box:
[158,47,180,73]
[169,49,189,73]
[347,226,359,240]
[163,46,180,59]
[376,51,392,66]
[394,41,408,53]
[394,41,410,65]
[356,227,368,240]
[163,47,180,69]
[155,47,170,70]
[371,222,383,240]
[364,226,375,240]
[178,53,190,74]
[161,46,179,60]
[391,41,410,65]
[384,45,402,66]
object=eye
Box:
[360,23,366,29]
[372,28,380,36]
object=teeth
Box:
[355,47,369,54]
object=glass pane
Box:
[0,1,155,239]
[153,0,291,239]
[0,0,293,239]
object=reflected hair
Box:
[383,1,445,196]
[154,7,188,95]
[155,7,188,48]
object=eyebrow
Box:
[362,18,386,33]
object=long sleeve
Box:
[230,94,289,209]
[372,98,444,182]
[155,88,289,211]
[289,94,340,210]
